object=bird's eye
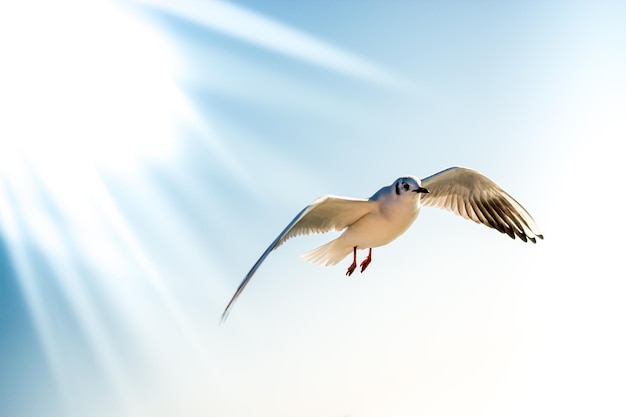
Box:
[403,182,409,191]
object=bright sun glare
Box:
[0,1,186,174]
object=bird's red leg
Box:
[360,248,372,273]
[346,246,357,276]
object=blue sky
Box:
[1,1,625,416]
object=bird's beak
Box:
[414,187,429,193]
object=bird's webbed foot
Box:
[360,248,372,273]
[346,261,357,276]
[346,246,358,276]
[359,257,371,273]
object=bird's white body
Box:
[343,200,419,248]
[302,183,422,266]
[221,167,543,322]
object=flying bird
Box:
[221,167,543,322]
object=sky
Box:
[0,0,625,416]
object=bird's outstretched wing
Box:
[221,195,376,323]
[421,167,543,242]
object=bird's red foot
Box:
[346,246,358,276]
[360,248,372,273]
[360,257,371,273]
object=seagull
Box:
[221,166,543,322]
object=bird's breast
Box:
[341,203,420,249]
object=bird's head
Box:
[393,176,429,198]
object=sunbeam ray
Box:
[135,0,411,88]
[0,1,220,416]
[0,178,73,415]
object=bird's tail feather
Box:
[301,239,352,266]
